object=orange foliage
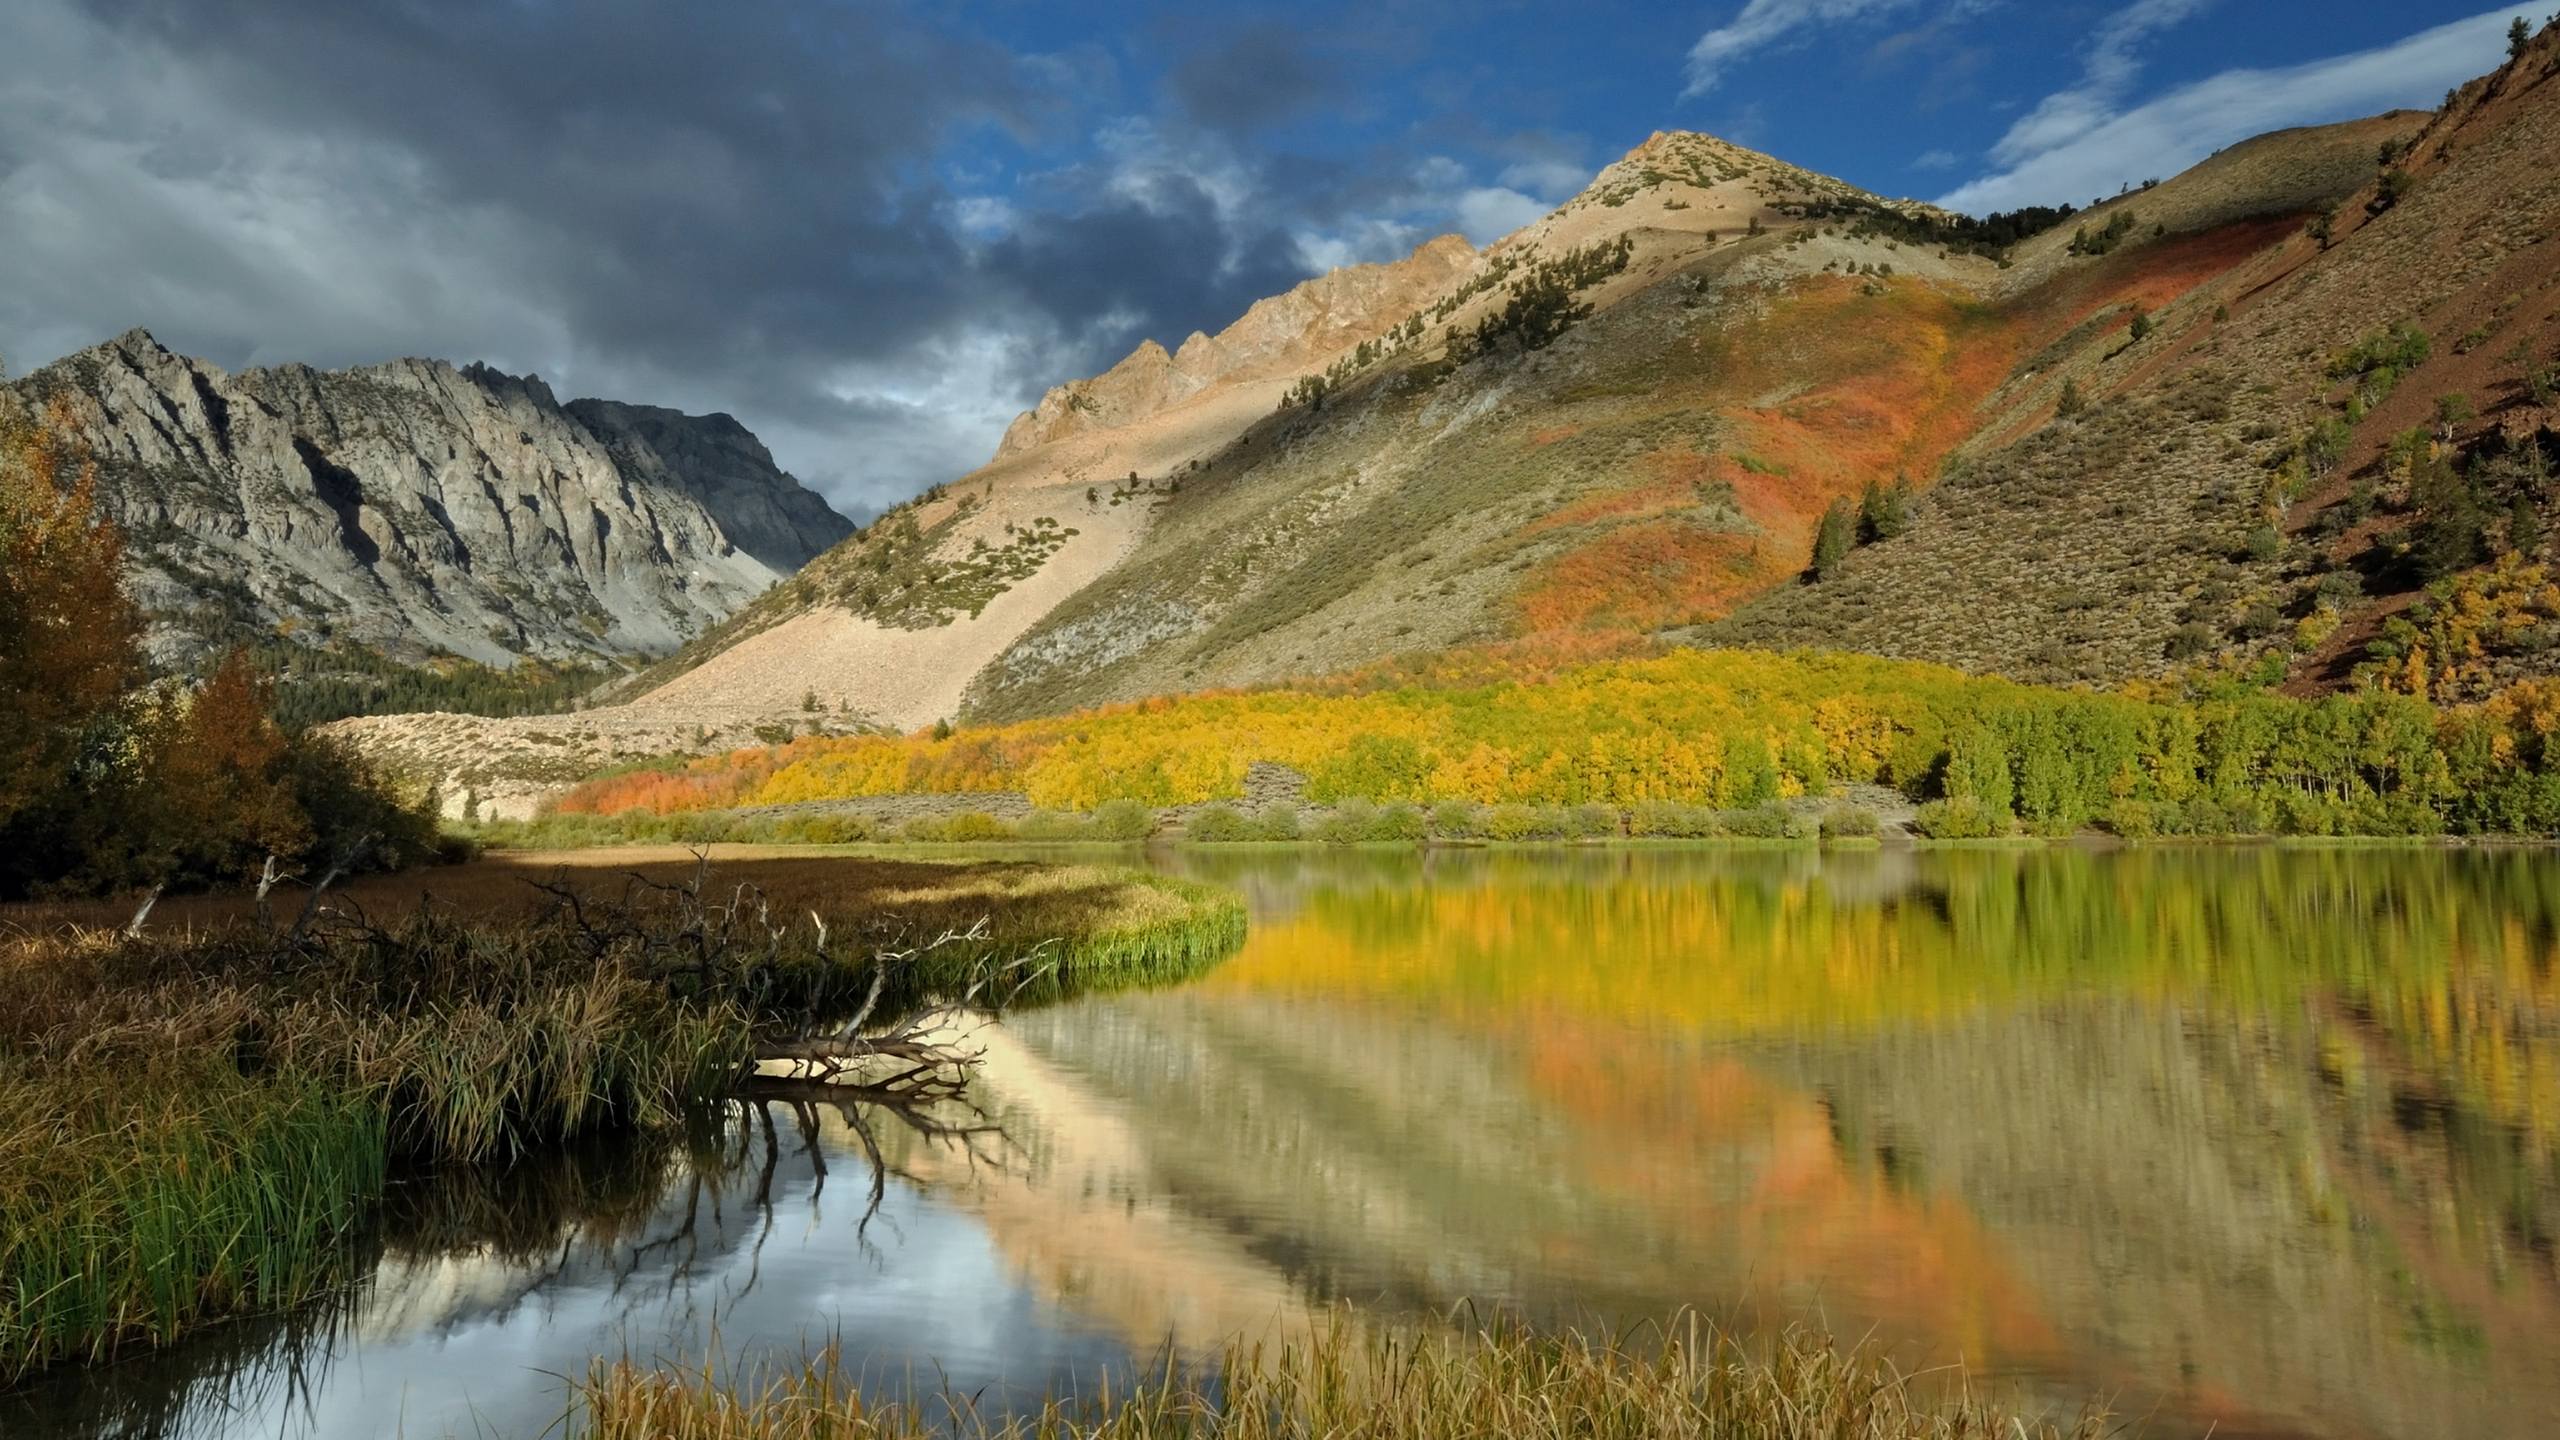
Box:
[1510,221,2298,648]
[0,400,142,826]
[1515,522,1761,633]
[1513,277,2014,640]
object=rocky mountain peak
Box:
[5,335,853,667]
[993,231,1477,459]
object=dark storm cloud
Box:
[1168,22,1341,133]
[0,0,1394,510]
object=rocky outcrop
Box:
[6,330,852,665]
[993,233,1476,458]
[562,397,850,576]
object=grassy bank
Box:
[581,1315,2104,1440]
[0,855,1245,1380]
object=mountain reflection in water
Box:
[11,846,2556,1440]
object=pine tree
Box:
[2056,377,2087,418]
[1860,474,1913,540]
[1810,499,1857,579]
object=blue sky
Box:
[0,1,2530,512]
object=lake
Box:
[11,845,2557,1439]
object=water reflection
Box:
[11,846,2557,1440]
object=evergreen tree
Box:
[1860,474,1913,541]
[1810,499,1857,579]
[2511,497,2544,558]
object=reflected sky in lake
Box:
[13,846,2558,1439]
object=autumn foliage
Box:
[0,403,434,898]
[559,641,2560,837]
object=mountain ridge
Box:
[4,328,852,667]
[334,34,2560,816]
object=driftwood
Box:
[746,922,1059,1102]
[515,850,1059,1105]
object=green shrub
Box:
[1314,801,1379,845]
[1253,804,1303,842]
[1721,804,1806,839]
[1913,797,2007,839]
[1568,804,1621,839]
[1184,804,1254,843]
[2103,799,2162,839]
[899,815,951,843]
[1016,809,1096,841]
[1088,800,1156,841]
[1429,800,1483,838]
[941,811,1013,842]
[1819,805,1880,839]
[1481,804,1567,841]
[1627,802,1720,838]
[1375,803,1431,842]
[773,814,875,845]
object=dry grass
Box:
[0,854,1245,1380]
[582,1314,2109,1440]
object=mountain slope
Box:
[1713,28,2560,693]
[610,110,2423,729]
[4,330,852,666]
[345,33,2560,817]
[600,134,2040,729]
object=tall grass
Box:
[0,857,1248,1380]
[0,1064,384,1377]
[581,1315,2109,1440]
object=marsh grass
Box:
[0,917,750,1380]
[581,1314,2109,1440]
[0,1063,384,1376]
[0,854,1246,1381]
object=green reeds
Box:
[0,857,1250,1380]
[0,1065,385,1378]
[580,1314,2109,1440]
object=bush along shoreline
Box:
[545,649,2560,844]
[0,858,1246,1381]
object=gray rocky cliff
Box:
[4,330,853,666]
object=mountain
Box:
[1712,35,2560,694]
[600,116,2422,728]
[346,28,2560,815]
[2,330,851,666]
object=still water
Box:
[11,846,2558,1439]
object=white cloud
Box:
[1453,187,1551,243]
[1293,216,1425,273]
[1938,8,2519,214]
[1988,0,2212,165]
[1290,152,1571,270]
[1911,148,1961,170]
[1497,157,1591,198]
[950,195,1018,240]
[1683,0,1929,97]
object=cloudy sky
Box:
[0,1,2525,516]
